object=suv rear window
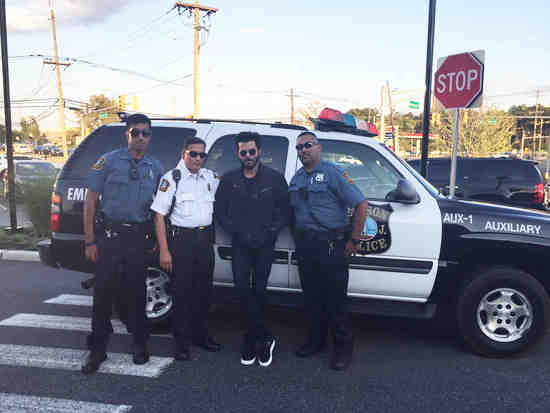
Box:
[60,126,197,180]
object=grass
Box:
[0,227,43,251]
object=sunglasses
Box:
[239,148,257,157]
[296,142,317,151]
[186,150,207,159]
[129,128,152,138]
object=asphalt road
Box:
[0,261,550,412]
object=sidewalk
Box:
[0,249,40,262]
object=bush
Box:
[20,177,55,237]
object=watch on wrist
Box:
[351,238,361,246]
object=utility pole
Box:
[46,1,69,159]
[379,85,385,145]
[0,0,17,231]
[386,80,397,153]
[290,88,295,124]
[175,2,218,119]
[534,90,540,160]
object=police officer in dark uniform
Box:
[82,113,164,375]
[214,131,290,367]
[289,131,368,371]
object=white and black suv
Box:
[39,111,550,357]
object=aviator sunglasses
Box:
[186,150,207,159]
[129,128,152,138]
[296,141,317,151]
[239,148,257,157]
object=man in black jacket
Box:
[214,131,290,367]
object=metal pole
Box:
[449,108,460,198]
[379,85,385,145]
[193,0,200,119]
[420,0,437,178]
[0,0,17,231]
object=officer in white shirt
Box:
[151,137,221,361]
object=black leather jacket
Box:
[214,163,290,247]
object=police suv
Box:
[39,109,550,357]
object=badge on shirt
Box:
[159,178,170,192]
[342,171,354,184]
[315,173,324,183]
[92,157,105,171]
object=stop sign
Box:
[434,51,484,109]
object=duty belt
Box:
[104,219,152,233]
[295,227,349,242]
[168,224,212,238]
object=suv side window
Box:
[204,134,289,176]
[318,140,402,200]
[61,126,197,179]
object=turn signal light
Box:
[51,192,61,232]
[534,184,544,204]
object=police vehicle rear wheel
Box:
[145,266,173,323]
[457,267,550,357]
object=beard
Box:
[241,156,259,170]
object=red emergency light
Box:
[316,107,378,137]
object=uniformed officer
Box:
[214,131,290,367]
[289,131,368,371]
[82,113,164,375]
[151,137,221,361]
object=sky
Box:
[2,0,550,131]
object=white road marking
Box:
[45,294,93,306]
[0,203,7,211]
[0,313,169,337]
[0,393,132,412]
[0,344,173,378]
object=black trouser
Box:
[295,237,353,348]
[92,226,150,352]
[168,226,214,350]
[232,241,274,345]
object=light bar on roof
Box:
[317,107,378,137]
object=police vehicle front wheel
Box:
[145,266,173,324]
[457,267,550,357]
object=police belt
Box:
[295,226,349,242]
[104,218,153,233]
[168,224,212,237]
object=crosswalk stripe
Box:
[0,392,132,412]
[0,313,128,334]
[0,344,173,378]
[45,294,93,306]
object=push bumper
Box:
[37,239,58,268]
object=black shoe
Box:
[330,342,353,371]
[81,351,107,375]
[295,342,325,358]
[258,338,276,367]
[240,341,256,366]
[174,347,191,361]
[132,344,150,365]
[193,336,222,352]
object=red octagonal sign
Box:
[434,51,484,109]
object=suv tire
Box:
[457,266,550,357]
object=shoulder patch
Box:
[159,178,170,192]
[91,157,105,171]
[342,171,354,184]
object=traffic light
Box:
[132,95,138,111]
[117,95,127,111]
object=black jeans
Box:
[169,227,214,350]
[296,237,353,347]
[92,229,149,352]
[231,241,274,345]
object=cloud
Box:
[239,27,265,34]
[7,0,133,33]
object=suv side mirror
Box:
[386,179,420,204]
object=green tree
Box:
[19,117,31,141]
[80,94,119,131]
[30,117,40,142]
[347,107,379,124]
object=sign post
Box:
[434,50,485,198]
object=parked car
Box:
[38,111,550,357]
[408,157,550,210]
[1,159,58,199]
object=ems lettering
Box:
[484,221,541,235]
[67,187,88,201]
[443,212,473,225]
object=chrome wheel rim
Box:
[476,288,533,343]
[145,267,172,320]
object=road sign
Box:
[409,100,419,109]
[434,50,485,109]
[99,112,107,119]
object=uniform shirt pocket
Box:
[176,192,195,216]
[308,182,331,204]
[104,173,129,202]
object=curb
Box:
[0,249,40,262]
